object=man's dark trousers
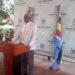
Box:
[21,50,34,75]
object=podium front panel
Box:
[0,42,28,75]
[0,52,4,75]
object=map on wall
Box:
[14,0,75,62]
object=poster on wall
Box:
[14,0,75,62]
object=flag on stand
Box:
[50,5,62,71]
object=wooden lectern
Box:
[0,42,29,75]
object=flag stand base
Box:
[49,65,60,72]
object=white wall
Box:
[14,0,75,62]
[0,52,4,75]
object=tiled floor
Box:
[34,54,75,75]
[34,65,72,75]
[0,54,75,75]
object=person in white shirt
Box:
[12,11,37,75]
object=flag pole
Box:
[57,4,61,22]
[50,4,62,71]
[57,4,62,64]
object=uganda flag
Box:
[50,5,62,71]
